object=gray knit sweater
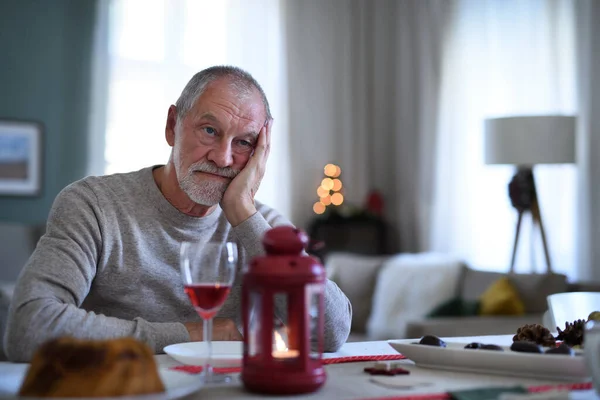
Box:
[4,167,351,362]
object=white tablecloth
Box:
[1,336,598,399]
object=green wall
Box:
[0,0,96,224]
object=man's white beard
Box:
[179,162,239,206]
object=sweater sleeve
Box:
[231,204,352,352]
[3,182,189,362]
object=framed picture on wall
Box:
[0,120,42,196]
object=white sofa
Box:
[326,252,577,342]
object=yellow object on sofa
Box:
[479,277,526,316]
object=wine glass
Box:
[180,241,238,384]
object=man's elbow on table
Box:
[4,318,36,362]
[324,327,350,353]
[4,302,54,362]
[324,301,352,352]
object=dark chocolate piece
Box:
[418,335,446,347]
[510,341,543,353]
[363,367,410,376]
[545,343,574,356]
[464,342,483,349]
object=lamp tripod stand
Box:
[508,167,553,274]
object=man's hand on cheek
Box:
[221,119,273,227]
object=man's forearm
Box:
[232,211,273,261]
[4,299,189,362]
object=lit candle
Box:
[272,330,299,359]
[272,349,299,359]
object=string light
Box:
[324,164,337,177]
[331,192,344,206]
[317,186,329,198]
[321,178,334,191]
[332,165,341,178]
[314,164,344,214]
[313,202,326,214]
[332,179,342,191]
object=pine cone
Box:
[513,324,556,346]
[556,319,585,347]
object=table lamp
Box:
[484,115,576,274]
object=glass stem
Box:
[204,316,213,377]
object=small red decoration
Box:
[364,362,410,376]
[366,190,384,215]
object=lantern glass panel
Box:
[307,284,323,359]
[248,291,262,357]
[272,293,299,361]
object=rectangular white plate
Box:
[388,339,588,381]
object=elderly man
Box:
[4,66,352,362]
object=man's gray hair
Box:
[175,65,272,122]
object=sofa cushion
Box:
[427,297,480,317]
[479,277,525,316]
[325,253,390,333]
[461,268,568,314]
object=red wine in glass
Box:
[184,284,232,320]
[180,241,237,384]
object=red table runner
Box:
[170,354,407,374]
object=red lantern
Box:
[241,226,327,395]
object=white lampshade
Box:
[485,116,576,166]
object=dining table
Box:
[1,334,599,400]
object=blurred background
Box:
[0,0,597,286]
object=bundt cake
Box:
[19,337,165,397]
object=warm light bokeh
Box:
[332,179,342,191]
[324,164,338,177]
[314,164,344,212]
[317,186,329,198]
[313,202,326,214]
[331,193,344,206]
[332,166,341,178]
[321,178,334,190]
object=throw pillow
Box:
[427,297,480,318]
[479,277,526,316]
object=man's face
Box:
[170,79,266,206]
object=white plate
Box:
[163,341,242,367]
[0,366,202,400]
[157,368,203,399]
[388,339,589,381]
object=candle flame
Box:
[274,330,288,352]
